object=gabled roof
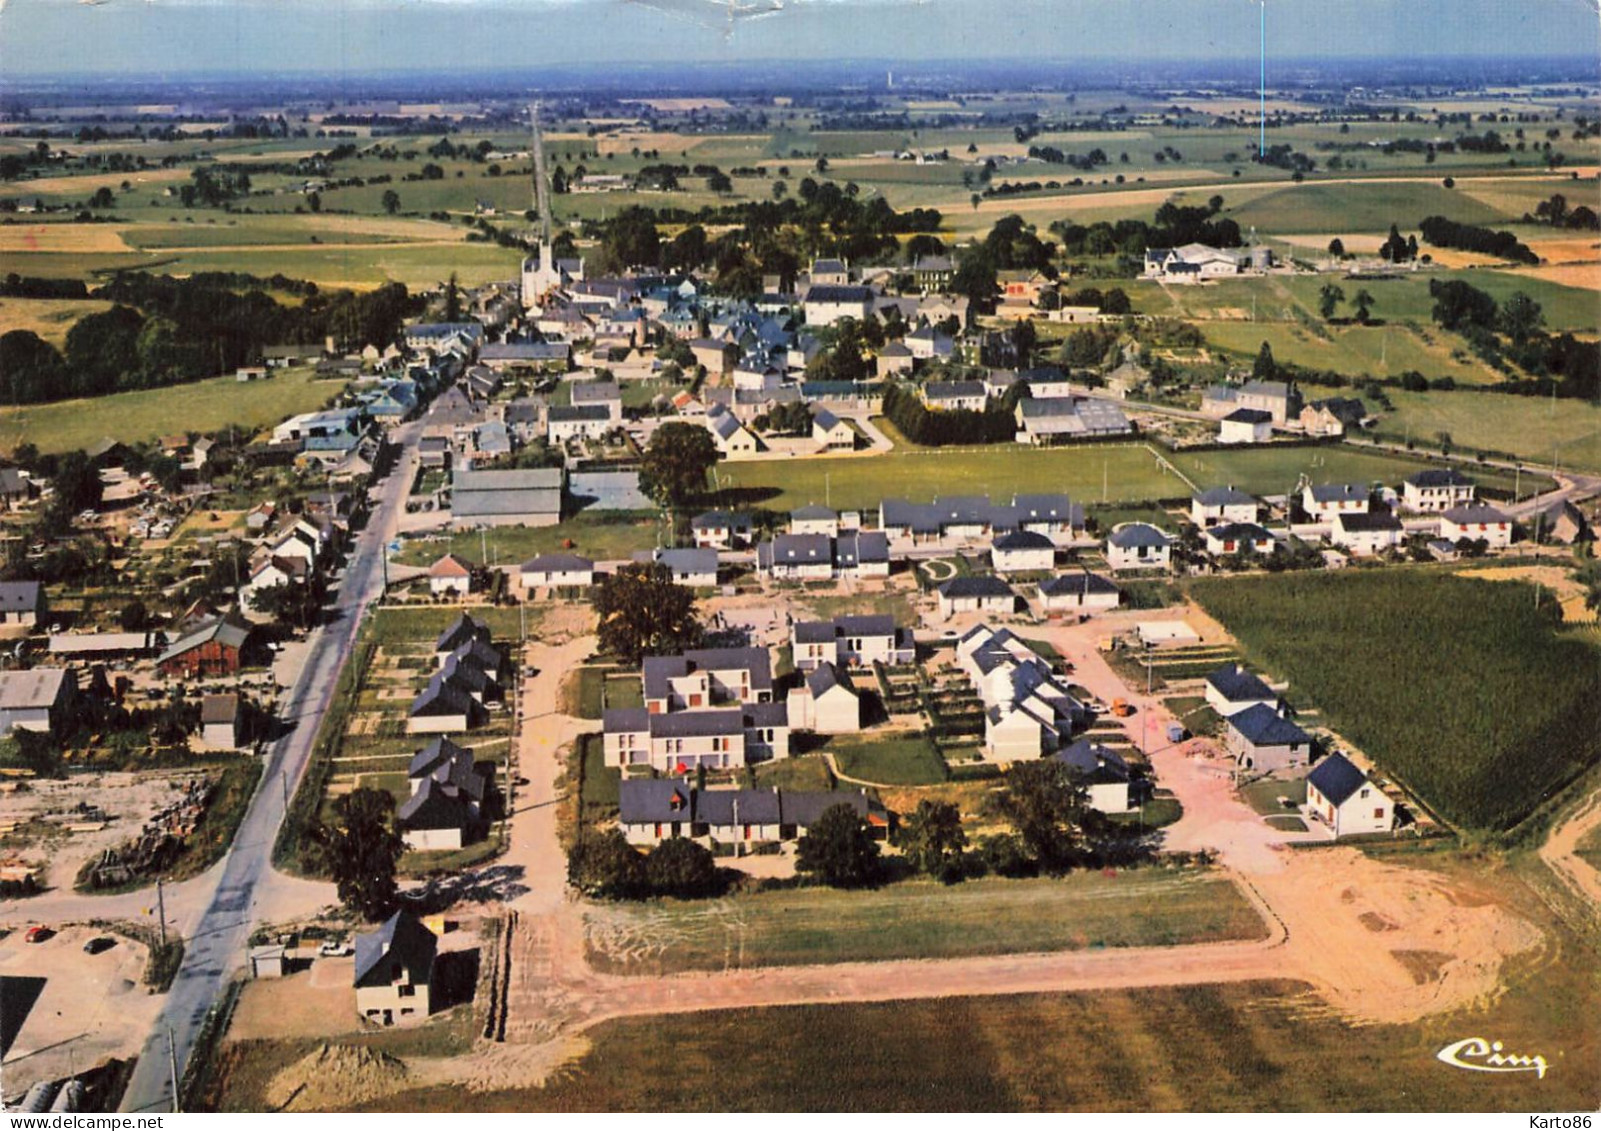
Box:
[691,510,751,530]
[0,581,41,613]
[397,776,476,831]
[429,553,475,578]
[618,778,694,823]
[1205,663,1276,704]
[1335,510,1403,533]
[1406,468,1474,489]
[1441,504,1509,525]
[791,504,838,521]
[0,669,68,710]
[521,552,594,573]
[1222,408,1274,425]
[924,380,986,400]
[1307,752,1369,806]
[436,613,491,654]
[1195,486,1256,507]
[409,671,478,719]
[200,693,239,725]
[1228,702,1310,747]
[354,909,436,988]
[697,787,782,826]
[157,617,251,665]
[1054,738,1130,784]
[1207,522,1274,544]
[805,661,856,698]
[1306,482,1369,504]
[803,285,873,304]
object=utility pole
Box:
[280,768,289,811]
[166,1025,180,1113]
[155,877,167,948]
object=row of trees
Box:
[0,272,419,405]
[1418,215,1539,265]
[881,381,1018,447]
[1050,198,1243,260]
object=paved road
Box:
[119,427,420,1114]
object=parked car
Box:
[24,926,53,944]
[318,940,353,958]
[83,936,117,955]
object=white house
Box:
[1331,510,1404,556]
[547,404,613,444]
[1440,504,1513,550]
[1191,486,1258,528]
[1301,482,1371,521]
[936,576,1016,618]
[791,614,914,670]
[1105,523,1173,573]
[520,553,595,591]
[1402,468,1475,513]
[708,407,761,456]
[1202,522,1276,557]
[991,530,1056,574]
[1203,664,1279,718]
[921,381,987,412]
[1037,571,1121,616]
[956,625,1084,762]
[811,408,856,451]
[789,505,840,537]
[1305,752,1394,838]
[645,548,719,587]
[785,662,862,734]
[1053,739,1137,814]
[1219,408,1274,445]
[690,511,754,549]
[803,285,874,327]
[427,554,475,597]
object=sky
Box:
[0,0,1596,78]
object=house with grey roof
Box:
[547,403,614,444]
[1105,523,1173,573]
[0,581,46,628]
[1202,522,1276,557]
[1402,467,1476,513]
[636,547,719,587]
[519,553,596,590]
[790,614,914,671]
[956,624,1085,761]
[1053,739,1140,814]
[354,909,437,1026]
[1331,509,1405,556]
[1038,570,1121,616]
[921,380,987,412]
[936,575,1016,619]
[617,780,886,847]
[1225,703,1313,774]
[691,511,754,550]
[785,661,862,734]
[1219,407,1274,445]
[789,504,839,536]
[399,737,489,850]
[1191,486,1259,528]
[1203,664,1280,718]
[0,669,76,737]
[1301,482,1371,521]
[991,530,1056,574]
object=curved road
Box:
[118,426,420,1113]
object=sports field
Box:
[714,441,1525,513]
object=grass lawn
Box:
[1201,320,1499,386]
[1192,571,1601,830]
[363,605,528,647]
[825,732,947,786]
[1240,776,1308,817]
[578,734,620,823]
[582,870,1263,976]
[0,366,346,455]
[1311,384,1601,475]
[750,754,836,792]
[715,441,1525,513]
[1110,792,1183,830]
[1227,179,1508,234]
[396,512,659,568]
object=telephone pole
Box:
[166,1025,181,1113]
[155,877,167,948]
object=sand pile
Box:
[265,1042,409,1112]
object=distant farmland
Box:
[1191,570,1601,830]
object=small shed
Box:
[250,944,288,979]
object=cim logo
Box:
[1436,1037,1548,1079]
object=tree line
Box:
[1418,215,1539,265]
[881,380,1018,447]
[0,271,418,405]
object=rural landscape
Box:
[0,0,1598,1117]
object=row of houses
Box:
[618,780,887,847]
[406,615,510,734]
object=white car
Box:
[318,940,353,958]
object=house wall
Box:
[1041,589,1120,614]
[1192,501,1258,526]
[985,711,1043,762]
[159,642,241,680]
[0,706,54,736]
[993,547,1055,573]
[200,721,239,750]
[356,980,431,1025]
[811,687,861,734]
[403,826,465,852]
[1086,780,1133,815]
[1106,544,1170,572]
[430,576,471,597]
[1226,731,1307,774]
[521,569,593,589]
[407,714,469,735]
[1442,518,1513,549]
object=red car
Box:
[23,925,53,944]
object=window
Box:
[1374,808,1386,819]
[398,984,416,998]
[1360,788,1370,799]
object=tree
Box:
[1498,291,1544,344]
[1318,283,1346,321]
[1327,237,1346,257]
[306,191,321,213]
[706,171,733,194]
[249,578,328,631]
[119,600,149,631]
[1252,341,1278,382]
[896,799,967,880]
[382,189,401,214]
[951,253,998,309]
[991,759,1088,870]
[638,421,717,514]
[0,330,66,404]
[567,829,645,898]
[643,836,721,897]
[796,802,881,888]
[316,788,403,921]
[591,562,702,665]
[602,206,660,270]
[443,272,463,323]
[89,186,115,209]
[45,450,103,529]
[1352,289,1375,326]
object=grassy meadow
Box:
[582,870,1263,976]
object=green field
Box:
[582,870,1263,976]
[825,732,947,785]
[1192,571,1601,829]
[717,441,1525,513]
[1306,384,1601,474]
[0,366,346,454]
[396,511,661,568]
[1201,321,1499,386]
[1228,180,1509,234]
